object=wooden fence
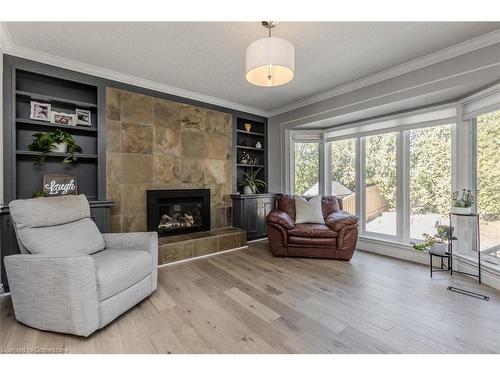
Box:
[339,185,389,219]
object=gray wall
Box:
[268,42,500,192]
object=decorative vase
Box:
[451,206,472,215]
[255,141,262,149]
[52,142,68,153]
[244,123,252,132]
[243,185,254,194]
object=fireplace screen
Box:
[147,189,210,236]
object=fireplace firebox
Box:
[147,189,210,237]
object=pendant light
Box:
[245,21,295,87]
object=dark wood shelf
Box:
[236,129,265,137]
[16,118,97,133]
[16,90,98,109]
[16,150,98,160]
[237,163,265,168]
[236,145,264,151]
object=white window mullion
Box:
[325,141,332,196]
[359,137,366,235]
[399,130,410,243]
[319,140,326,196]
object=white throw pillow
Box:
[294,195,324,224]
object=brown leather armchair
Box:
[266,194,359,260]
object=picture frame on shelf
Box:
[76,108,92,126]
[49,111,76,126]
[30,101,51,122]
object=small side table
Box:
[429,243,452,278]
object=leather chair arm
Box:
[325,211,359,232]
[267,210,295,229]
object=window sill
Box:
[357,235,500,291]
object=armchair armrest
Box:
[102,232,158,291]
[325,211,359,232]
[267,210,295,229]
[4,254,100,337]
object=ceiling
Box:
[5,22,500,114]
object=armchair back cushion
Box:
[9,194,105,255]
[275,194,342,219]
[294,195,325,224]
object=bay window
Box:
[475,109,500,258]
[289,105,457,245]
[293,142,320,195]
[408,124,452,240]
[364,132,398,237]
[329,139,357,214]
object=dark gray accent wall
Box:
[2,54,268,204]
[268,42,500,192]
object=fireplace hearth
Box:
[147,189,210,236]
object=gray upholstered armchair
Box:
[5,194,158,337]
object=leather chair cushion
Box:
[276,194,296,219]
[288,236,337,247]
[275,194,342,220]
[287,223,338,238]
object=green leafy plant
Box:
[32,189,48,198]
[451,189,475,208]
[28,129,82,166]
[410,233,437,252]
[241,167,266,194]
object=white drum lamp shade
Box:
[245,37,295,87]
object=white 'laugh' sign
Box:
[43,174,78,196]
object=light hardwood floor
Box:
[1,240,500,354]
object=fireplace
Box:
[147,189,210,237]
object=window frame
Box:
[288,106,457,244]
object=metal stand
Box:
[446,212,489,301]
[448,212,482,283]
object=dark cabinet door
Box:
[244,199,260,239]
[257,198,274,237]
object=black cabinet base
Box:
[231,194,275,241]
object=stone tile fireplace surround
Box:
[106,88,233,233]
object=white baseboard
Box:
[356,236,430,266]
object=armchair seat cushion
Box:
[289,236,337,247]
[92,250,152,301]
[287,224,338,238]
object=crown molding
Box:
[0,22,13,53]
[1,24,268,117]
[268,29,500,117]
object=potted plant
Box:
[451,189,475,214]
[241,167,266,194]
[411,225,454,253]
[410,233,438,252]
[28,129,82,166]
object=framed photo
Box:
[30,101,51,122]
[76,108,92,126]
[43,174,78,196]
[49,111,76,126]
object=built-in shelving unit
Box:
[235,117,268,194]
[11,69,100,199]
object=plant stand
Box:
[446,212,489,300]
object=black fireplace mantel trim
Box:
[146,189,211,236]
